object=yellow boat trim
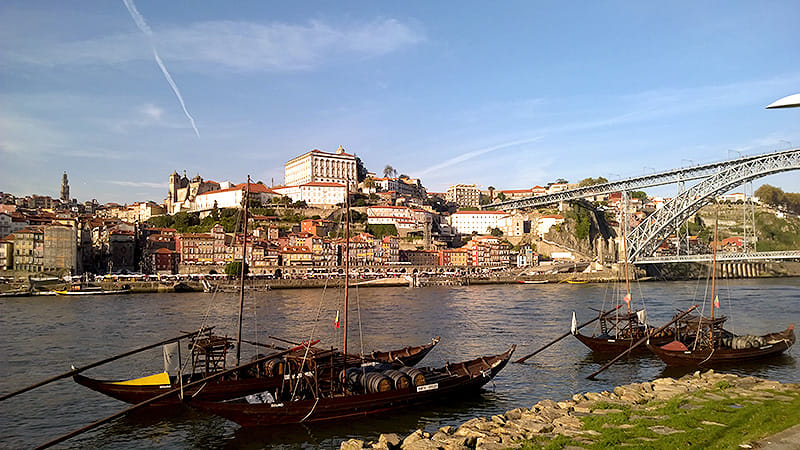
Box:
[111,371,172,386]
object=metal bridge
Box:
[634,250,800,264]
[484,148,800,262]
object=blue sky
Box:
[1,1,798,205]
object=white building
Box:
[446,184,481,208]
[449,210,506,235]
[194,183,277,211]
[367,205,432,231]
[496,212,529,237]
[284,146,358,192]
[536,215,564,237]
[272,182,347,207]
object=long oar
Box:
[586,305,697,380]
[1,327,212,402]
[34,346,297,450]
[514,305,623,363]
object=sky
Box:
[1,1,799,205]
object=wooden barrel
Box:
[382,369,411,390]
[362,372,393,393]
[267,359,285,377]
[398,366,425,387]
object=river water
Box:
[1,278,798,449]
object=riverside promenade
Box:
[339,370,800,450]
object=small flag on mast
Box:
[334,310,340,329]
[714,296,720,308]
[623,292,631,305]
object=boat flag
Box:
[571,311,577,335]
[334,310,340,329]
[623,292,631,305]
[714,296,720,309]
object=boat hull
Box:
[190,346,515,427]
[574,331,675,354]
[647,326,795,367]
[74,338,441,406]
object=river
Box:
[1,278,798,448]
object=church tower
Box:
[60,172,70,203]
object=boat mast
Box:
[622,191,631,315]
[710,202,718,343]
[236,175,250,366]
[343,177,350,356]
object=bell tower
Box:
[60,172,70,203]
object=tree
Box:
[490,228,503,237]
[579,177,609,187]
[225,261,248,277]
[496,192,507,201]
[355,156,369,183]
[383,165,397,178]
[631,191,648,201]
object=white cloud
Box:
[140,103,163,120]
[4,18,425,73]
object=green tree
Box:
[355,156,369,183]
[631,191,648,201]
[496,192,507,201]
[224,261,249,277]
[490,227,503,237]
[383,165,397,178]
[579,177,609,187]
[365,223,398,238]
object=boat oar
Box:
[514,305,623,364]
[0,327,213,402]
[34,346,297,450]
[586,305,697,380]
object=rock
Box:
[341,438,366,450]
[553,415,582,430]
[490,415,506,425]
[572,393,586,402]
[701,420,727,427]
[557,400,576,410]
[504,408,526,420]
[401,430,427,449]
[533,399,559,410]
[378,433,402,449]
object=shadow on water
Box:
[221,392,498,449]
[658,353,798,380]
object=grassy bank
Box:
[521,376,800,449]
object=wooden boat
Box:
[573,311,676,354]
[647,318,795,367]
[190,179,514,427]
[516,280,548,284]
[188,345,515,426]
[573,192,675,354]
[54,287,131,296]
[647,204,796,367]
[73,334,441,406]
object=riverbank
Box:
[340,370,800,449]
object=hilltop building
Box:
[284,146,358,192]
[446,184,481,208]
[165,171,221,214]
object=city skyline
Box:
[2,1,799,204]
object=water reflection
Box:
[1,279,797,448]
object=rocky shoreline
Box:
[340,371,800,450]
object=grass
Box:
[519,387,800,449]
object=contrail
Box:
[122,0,200,137]
[416,136,543,176]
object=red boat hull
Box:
[190,346,515,426]
[647,325,795,367]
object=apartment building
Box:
[284,147,358,192]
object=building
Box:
[194,182,277,211]
[496,212,530,237]
[449,210,507,235]
[463,236,510,267]
[13,226,44,272]
[43,224,78,274]
[399,249,439,266]
[536,215,564,237]
[300,219,334,237]
[446,184,481,208]
[439,248,469,266]
[367,205,433,234]
[150,247,179,275]
[165,171,221,215]
[272,182,347,207]
[284,146,358,192]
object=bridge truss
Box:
[485,148,800,262]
